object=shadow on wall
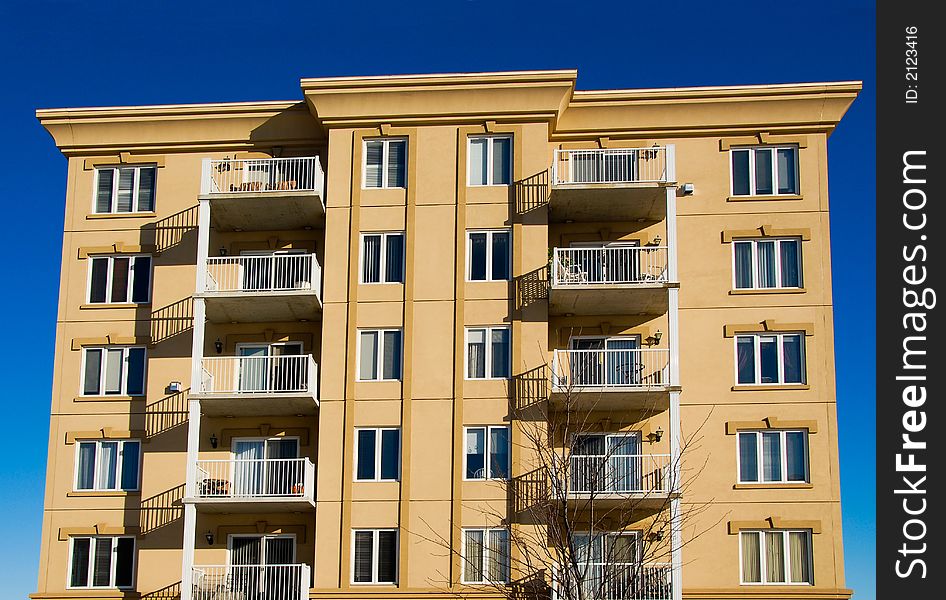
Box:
[510,570,552,600]
[513,169,550,219]
[146,388,189,439]
[140,205,199,264]
[515,265,549,314]
[150,297,194,345]
[140,483,185,535]
[142,581,181,600]
[509,467,551,524]
[512,365,550,415]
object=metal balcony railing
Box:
[193,458,315,501]
[191,564,310,600]
[201,157,324,196]
[204,254,321,294]
[569,454,672,495]
[553,562,673,600]
[552,147,674,186]
[198,355,317,396]
[552,349,670,390]
[551,247,669,286]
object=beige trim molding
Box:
[58,524,141,541]
[683,588,852,600]
[719,132,810,150]
[220,425,311,447]
[726,418,819,435]
[65,429,146,444]
[30,592,141,599]
[71,335,150,350]
[216,523,306,543]
[733,483,814,490]
[728,517,822,534]
[86,212,157,220]
[73,395,143,403]
[730,288,807,295]
[721,225,812,242]
[78,303,148,310]
[732,384,811,392]
[723,320,814,337]
[78,243,156,258]
[66,491,141,498]
[727,194,804,203]
[83,153,166,169]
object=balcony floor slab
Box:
[184,496,316,513]
[193,393,319,416]
[202,191,325,231]
[198,291,322,323]
[549,284,672,316]
[549,184,669,222]
[550,387,675,413]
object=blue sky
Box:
[0,1,875,598]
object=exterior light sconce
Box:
[645,330,663,347]
[647,531,663,542]
[650,235,662,246]
[168,381,183,393]
[680,182,695,195]
[219,246,228,256]
[214,338,223,354]
[647,427,664,444]
[209,433,218,449]
[205,531,215,545]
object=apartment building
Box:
[32,70,859,600]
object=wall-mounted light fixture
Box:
[168,381,183,393]
[214,338,223,354]
[647,427,664,444]
[209,433,218,449]
[651,235,662,246]
[680,182,695,195]
[205,531,215,545]
[219,246,228,256]
[645,330,663,347]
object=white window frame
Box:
[73,439,141,492]
[738,529,813,585]
[354,427,401,482]
[465,229,511,282]
[356,329,403,382]
[731,237,803,290]
[362,138,408,189]
[463,425,510,481]
[461,527,510,584]
[467,135,513,187]
[86,254,152,304]
[67,535,136,589]
[80,346,147,397]
[92,165,157,214]
[465,326,511,380]
[351,528,399,584]
[359,232,406,284]
[733,333,806,385]
[730,146,800,196]
[736,429,809,484]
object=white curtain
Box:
[740,532,761,583]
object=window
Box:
[469,136,512,186]
[352,529,398,584]
[358,329,403,381]
[740,530,812,585]
[364,139,407,189]
[361,232,405,284]
[466,327,510,379]
[75,439,141,491]
[735,333,805,385]
[733,238,802,289]
[465,426,510,480]
[737,430,808,483]
[94,166,156,214]
[88,255,152,304]
[68,536,135,589]
[356,428,400,481]
[467,230,510,281]
[463,528,510,583]
[731,146,798,196]
[82,347,146,396]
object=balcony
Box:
[567,454,673,510]
[554,563,672,600]
[197,254,322,323]
[193,355,319,416]
[192,564,310,600]
[186,458,315,512]
[549,147,675,222]
[550,348,673,411]
[550,246,671,316]
[200,157,325,231]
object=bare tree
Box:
[416,349,717,600]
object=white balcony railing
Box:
[204,254,321,294]
[552,349,670,390]
[199,355,317,396]
[552,247,668,286]
[569,454,672,495]
[552,147,674,186]
[192,564,310,600]
[554,563,672,600]
[194,458,315,501]
[201,157,324,196]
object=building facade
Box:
[33,70,859,600]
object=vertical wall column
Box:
[181,197,211,600]
[665,160,683,600]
